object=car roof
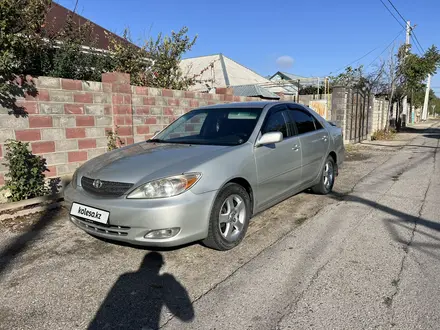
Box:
[197,101,305,110]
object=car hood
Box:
[80,142,228,183]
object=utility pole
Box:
[325,77,330,111]
[431,104,436,118]
[317,77,320,99]
[421,74,431,121]
[401,20,411,127]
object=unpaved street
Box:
[0,121,439,330]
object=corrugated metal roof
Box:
[279,72,308,80]
[270,72,326,85]
[232,85,280,99]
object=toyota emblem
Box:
[93,179,103,189]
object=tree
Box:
[332,45,440,130]
[330,64,386,96]
[0,0,50,76]
[397,45,440,94]
[1,0,199,106]
[299,85,326,95]
[395,45,440,127]
[329,66,364,88]
[145,27,197,90]
[106,29,151,85]
[377,45,398,130]
[108,27,198,89]
[47,15,112,81]
[429,92,440,116]
[0,0,51,116]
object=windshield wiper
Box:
[147,138,163,143]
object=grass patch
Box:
[371,128,397,141]
[344,143,356,153]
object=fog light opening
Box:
[144,228,180,239]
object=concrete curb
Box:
[0,198,63,221]
[0,175,71,221]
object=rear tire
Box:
[311,156,335,195]
[203,183,251,251]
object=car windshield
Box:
[150,108,263,146]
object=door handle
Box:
[292,145,300,151]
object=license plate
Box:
[70,203,110,224]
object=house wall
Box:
[0,73,296,186]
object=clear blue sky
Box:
[56,0,440,94]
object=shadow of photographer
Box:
[88,252,194,330]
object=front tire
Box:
[311,156,336,195]
[203,183,251,251]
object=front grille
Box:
[72,216,130,236]
[81,176,133,197]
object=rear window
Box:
[228,111,259,119]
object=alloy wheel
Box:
[218,194,246,242]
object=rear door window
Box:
[287,108,319,135]
[262,109,290,138]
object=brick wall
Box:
[0,76,111,186]
[1,73,290,186]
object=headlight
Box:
[71,170,78,189]
[127,173,201,199]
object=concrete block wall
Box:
[1,74,283,186]
[331,87,391,144]
[371,98,389,134]
[297,94,331,108]
[331,87,349,143]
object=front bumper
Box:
[63,184,217,247]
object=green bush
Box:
[2,139,51,202]
[107,126,124,151]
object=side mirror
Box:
[256,132,283,147]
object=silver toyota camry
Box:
[64,101,344,250]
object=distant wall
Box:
[331,87,389,144]
[371,98,390,133]
[297,94,331,108]
[1,73,301,186]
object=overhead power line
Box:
[412,31,425,53]
[410,35,424,54]
[379,0,426,56]
[367,28,405,67]
[386,0,407,24]
[328,47,380,76]
[379,0,405,29]
[328,28,406,76]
